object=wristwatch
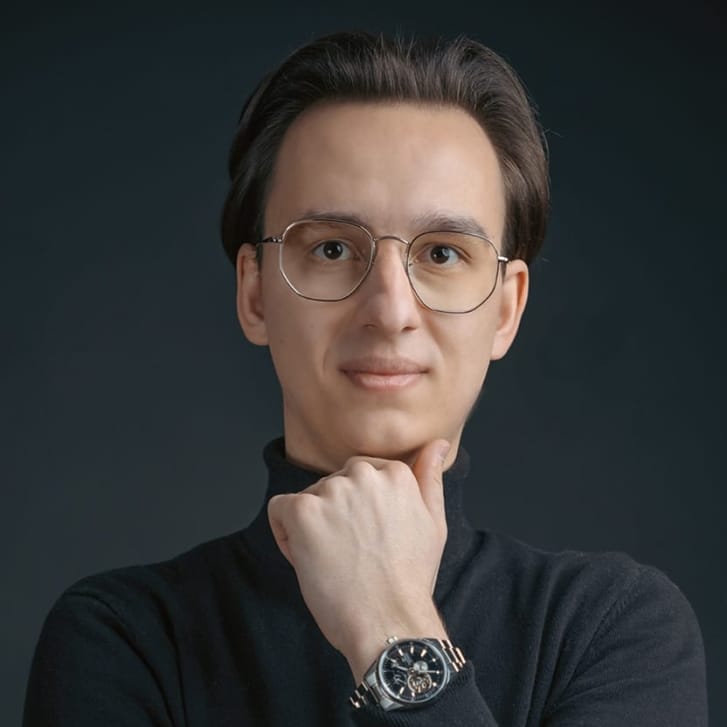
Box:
[349,636,466,711]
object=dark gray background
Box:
[2,1,724,724]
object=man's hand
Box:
[267,439,451,683]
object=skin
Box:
[235,101,529,684]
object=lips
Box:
[339,355,427,375]
[339,356,427,391]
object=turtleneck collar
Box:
[241,438,479,600]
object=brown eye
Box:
[429,245,457,264]
[415,244,463,266]
[312,239,352,260]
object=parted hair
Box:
[221,31,549,267]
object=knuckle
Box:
[271,492,319,525]
[385,460,412,480]
[316,474,344,497]
[293,492,319,516]
[267,493,285,515]
[347,459,377,478]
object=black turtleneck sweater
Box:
[23,439,707,726]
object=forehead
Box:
[264,101,506,242]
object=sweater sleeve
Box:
[350,565,707,727]
[542,565,708,726]
[23,586,178,727]
[351,662,497,726]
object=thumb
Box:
[411,439,450,525]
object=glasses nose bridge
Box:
[362,232,415,296]
[370,233,411,266]
[372,232,410,247]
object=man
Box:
[24,32,707,725]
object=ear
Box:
[236,244,269,346]
[490,259,529,361]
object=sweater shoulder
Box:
[470,529,702,645]
[23,534,248,726]
[50,529,248,628]
[462,530,706,721]
[479,528,667,595]
[475,530,704,674]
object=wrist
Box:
[344,607,448,684]
[349,636,467,711]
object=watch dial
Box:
[378,639,447,705]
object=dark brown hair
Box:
[221,31,549,266]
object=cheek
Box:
[263,295,340,387]
[436,318,496,393]
[440,313,495,363]
[267,311,316,376]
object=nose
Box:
[353,237,423,332]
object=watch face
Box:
[377,639,448,705]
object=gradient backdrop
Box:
[2,1,725,724]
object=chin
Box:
[339,411,441,463]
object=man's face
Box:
[236,101,528,472]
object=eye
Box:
[311,239,353,261]
[421,244,462,266]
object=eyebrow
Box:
[411,211,493,240]
[295,208,495,241]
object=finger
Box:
[340,455,392,473]
[411,439,450,524]
[299,472,347,497]
[267,494,295,566]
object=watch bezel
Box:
[375,637,450,706]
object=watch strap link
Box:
[438,638,466,672]
[349,678,375,709]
